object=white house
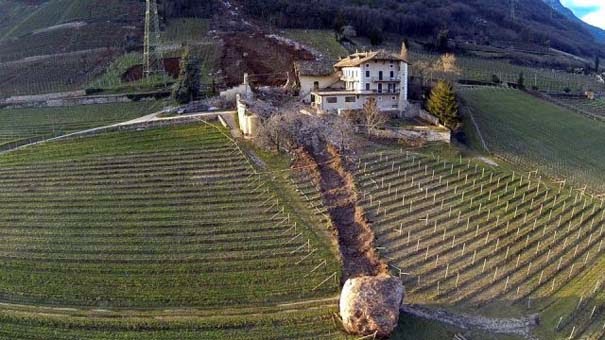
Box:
[302,50,408,114]
[295,60,342,103]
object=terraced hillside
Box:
[354,149,605,339]
[551,95,605,119]
[0,49,120,97]
[0,0,144,97]
[0,101,161,148]
[0,0,142,42]
[460,88,605,194]
[0,122,344,339]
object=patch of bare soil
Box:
[121,58,180,82]
[296,145,388,282]
[220,32,315,87]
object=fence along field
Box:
[0,123,345,338]
[459,87,605,194]
[355,149,605,339]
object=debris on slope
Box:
[294,144,403,338]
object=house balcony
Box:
[340,75,358,82]
[372,77,400,82]
[311,89,400,96]
[370,89,401,95]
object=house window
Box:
[392,97,396,100]
[313,81,319,90]
[366,64,369,67]
[366,70,370,78]
[378,84,383,93]
[366,83,370,91]
[326,97,338,104]
[390,71,394,78]
[345,96,356,103]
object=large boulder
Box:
[340,274,404,337]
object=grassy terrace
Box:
[355,149,605,339]
[0,102,162,147]
[553,96,605,119]
[282,29,348,60]
[459,88,605,193]
[162,18,210,44]
[0,123,344,338]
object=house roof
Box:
[294,59,336,77]
[334,50,408,68]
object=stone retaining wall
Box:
[369,126,451,143]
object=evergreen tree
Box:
[435,29,449,53]
[517,72,525,89]
[172,48,201,104]
[426,80,459,130]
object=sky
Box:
[561,0,605,29]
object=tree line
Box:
[241,0,603,57]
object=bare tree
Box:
[433,53,461,77]
[255,113,287,152]
[363,97,388,130]
[324,115,356,152]
[255,111,327,153]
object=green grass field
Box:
[354,147,605,339]
[162,18,210,44]
[0,123,345,338]
[459,88,605,194]
[0,102,162,147]
[409,52,604,94]
[282,29,348,60]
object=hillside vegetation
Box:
[240,0,604,57]
[1,0,142,41]
[460,88,605,193]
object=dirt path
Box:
[311,146,387,281]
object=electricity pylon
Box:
[143,0,165,79]
[510,0,518,22]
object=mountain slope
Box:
[240,0,604,57]
[542,0,605,44]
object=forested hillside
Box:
[240,0,604,57]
